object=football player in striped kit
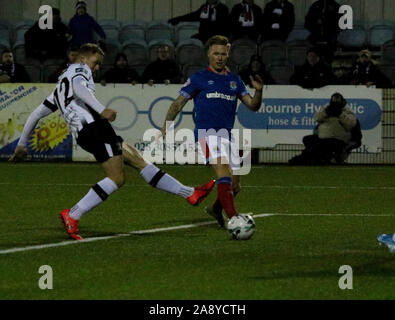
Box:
[10,43,215,240]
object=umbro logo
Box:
[208,80,215,85]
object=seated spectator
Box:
[48,46,80,83]
[0,49,30,83]
[350,49,391,88]
[142,45,182,85]
[68,1,106,47]
[304,0,341,63]
[25,8,70,62]
[289,93,360,165]
[290,47,335,89]
[261,0,295,42]
[230,0,263,42]
[100,53,141,86]
[238,54,274,87]
[168,0,229,44]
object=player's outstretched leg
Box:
[59,155,124,240]
[377,233,395,253]
[122,142,215,205]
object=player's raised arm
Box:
[240,75,264,112]
[9,101,56,162]
[160,95,189,136]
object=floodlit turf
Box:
[0,162,394,300]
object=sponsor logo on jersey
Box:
[75,68,88,75]
[206,91,236,101]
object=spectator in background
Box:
[168,0,229,44]
[350,49,391,88]
[290,47,335,89]
[47,46,80,83]
[261,0,295,42]
[230,0,263,42]
[304,0,341,63]
[289,93,360,165]
[0,49,30,83]
[25,8,70,62]
[100,53,141,86]
[142,45,182,86]
[68,1,106,47]
[238,54,273,87]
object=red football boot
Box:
[59,209,83,240]
[187,180,216,206]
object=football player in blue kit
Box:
[160,35,263,228]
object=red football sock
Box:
[213,191,238,214]
[217,182,237,219]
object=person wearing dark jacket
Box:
[101,53,141,85]
[304,0,341,62]
[230,0,263,41]
[350,49,392,88]
[238,54,273,87]
[262,0,295,42]
[25,8,70,62]
[290,47,335,89]
[142,45,182,85]
[168,0,229,44]
[68,1,106,47]
[48,46,79,83]
[0,49,30,83]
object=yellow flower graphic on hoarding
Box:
[30,113,69,152]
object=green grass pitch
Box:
[0,162,394,300]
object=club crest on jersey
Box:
[230,81,237,90]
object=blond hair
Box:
[78,43,105,57]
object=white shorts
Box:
[197,134,242,170]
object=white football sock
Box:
[70,177,118,220]
[140,163,194,198]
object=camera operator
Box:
[289,93,359,165]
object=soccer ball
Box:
[227,214,255,240]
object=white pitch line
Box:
[1,182,395,191]
[1,213,393,255]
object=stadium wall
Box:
[0,83,392,164]
[0,0,394,26]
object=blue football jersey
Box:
[180,68,248,131]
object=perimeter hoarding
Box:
[0,84,381,162]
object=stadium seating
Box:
[286,24,311,43]
[0,22,10,46]
[175,38,205,67]
[102,39,121,65]
[286,40,312,66]
[122,38,149,66]
[228,38,257,70]
[382,40,395,64]
[98,19,121,42]
[24,64,41,83]
[12,20,34,44]
[337,23,367,50]
[367,20,394,50]
[12,41,26,64]
[175,22,200,44]
[146,20,174,43]
[182,64,206,82]
[378,64,395,86]
[119,21,146,43]
[260,40,287,66]
[148,39,175,62]
[268,58,294,85]
[41,64,59,83]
